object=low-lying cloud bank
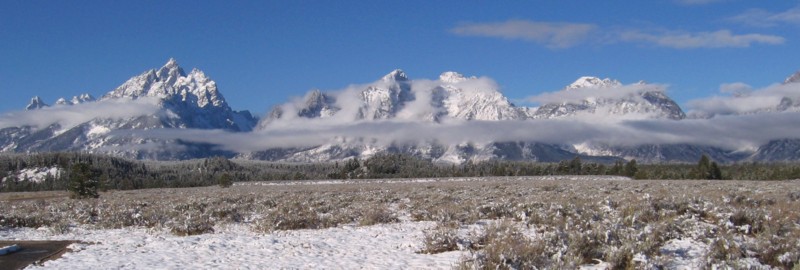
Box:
[0,97,161,130]
[138,79,800,153]
[5,75,800,155]
[117,110,800,154]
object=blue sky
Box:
[2,0,799,115]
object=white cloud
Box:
[729,6,800,27]
[451,19,784,49]
[0,97,161,130]
[120,109,800,155]
[688,82,800,117]
[450,20,597,49]
[718,82,753,97]
[618,29,785,48]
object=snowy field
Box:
[1,176,799,269]
[2,222,461,269]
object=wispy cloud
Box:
[451,20,784,49]
[618,29,785,48]
[728,6,800,27]
[450,20,597,49]
[674,0,725,6]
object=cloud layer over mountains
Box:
[3,59,800,162]
[114,73,800,153]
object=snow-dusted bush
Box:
[359,206,398,226]
[458,220,552,269]
[418,222,460,254]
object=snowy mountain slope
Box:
[433,72,523,121]
[0,59,256,159]
[531,77,686,120]
[573,143,750,164]
[250,73,752,164]
[750,139,800,162]
[259,70,522,129]
[784,70,800,84]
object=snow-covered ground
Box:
[3,222,463,269]
[1,177,797,269]
[239,175,632,187]
[2,166,62,183]
[1,222,714,270]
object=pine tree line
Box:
[2,152,799,193]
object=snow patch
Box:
[5,222,463,270]
[2,166,63,183]
[659,238,707,270]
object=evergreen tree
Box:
[609,160,624,175]
[709,162,723,180]
[569,156,582,174]
[624,159,638,178]
[696,154,711,179]
[68,162,99,199]
[218,173,233,188]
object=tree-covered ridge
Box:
[2,153,799,192]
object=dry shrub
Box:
[0,215,53,228]
[705,233,743,265]
[168,214,215,236]
[753,233,799,269]
[255,202,327,232]
[569,231,605,264]
[459,221,550,269]
[729,209,767,235]
[359,206,398,226]
[418,222,460,254]
[788,191,800,202]
[606,246,635,270]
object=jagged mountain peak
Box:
[53,93,95,106]
[103,59,222,104]
[784,70,800,84]
[25,96,48,110]
[156,58,186,85]
[566,76,621,90]
[439,71,475,83]
[381,69,408,82]
[55,98,69,106]
[72,93,95,104]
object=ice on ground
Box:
[1,222,463,269]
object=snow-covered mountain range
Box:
[3,59,800,164]
[2,59,256,159]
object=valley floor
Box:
[1,176,799,269]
